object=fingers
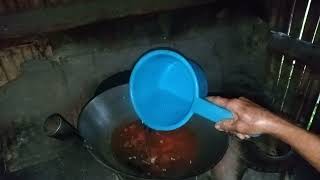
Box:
[207,96,230,107]
[215,123,251,140]
[236,133,245,140]
[208,96,243,113]
[209,96,252,107]
[238,97,252,103]
[215,120,237,132]
[236,133,251,140]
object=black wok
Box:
[77,83,228,179]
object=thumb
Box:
[215,120,236,132]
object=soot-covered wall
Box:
[0,3,270,174]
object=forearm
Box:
[209,96,320,171]
[265,116,320,171]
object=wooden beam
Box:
[0,0,216,39]
[268,31,320,71]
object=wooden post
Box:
[310,101,320,133]
[268,31,320,72]
[298,79,320,127]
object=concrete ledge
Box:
[0,0,216,38]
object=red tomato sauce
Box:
[111,121,198,176]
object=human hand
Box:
[207,96,277,139]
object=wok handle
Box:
[44,114,83,140]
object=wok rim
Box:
[77,83,229,179]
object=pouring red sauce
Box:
[111,121,198,176]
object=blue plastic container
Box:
[130,49,232,131]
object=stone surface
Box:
[4,138,118,180]
[0,66,8,86]
[0,42,52,88]
[0,53,19,80]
